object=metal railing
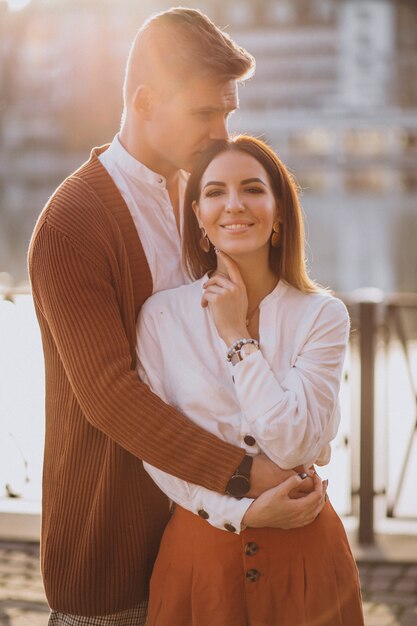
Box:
[342,290,417,544]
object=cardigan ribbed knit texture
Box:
[28,146,245,616]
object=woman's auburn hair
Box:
[182,134,319,294]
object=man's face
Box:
[146,77,239,176]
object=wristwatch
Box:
[225,454,253,498]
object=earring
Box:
[271,221,280,248]
[199,227,210,253]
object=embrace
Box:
[28,7,364,626]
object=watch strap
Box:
[225,454,253,498]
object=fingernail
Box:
[298,472,308,480]
[202,282,207,288]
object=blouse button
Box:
[198,509,209,520]
[224,523,237,533]
[244,435,256,446]
[245,568,260,582]
[244,541,259,556]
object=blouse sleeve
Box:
[136,309,253,535]
[232,297,350,469]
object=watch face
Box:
[227,475,250,497]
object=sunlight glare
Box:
[8,0,32,11]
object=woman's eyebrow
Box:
[203,177,267,190]
[202,180,227,189]
[241,177,266,186]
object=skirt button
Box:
[244,541,259,556]
[245,568,260,582]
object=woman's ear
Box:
[192,201,201,226]
[275,203,283,224]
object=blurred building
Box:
[226,0,417,292]
[0,0,416,291]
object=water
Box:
[1,296,416,525]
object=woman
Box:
[136,135,364,626]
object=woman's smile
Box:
[220,221,255,232]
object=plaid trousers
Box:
[48,601,148,626]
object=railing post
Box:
[358,300,377,544]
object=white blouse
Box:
[136,276,350,534]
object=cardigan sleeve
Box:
[232,298,350,469]
[29,220,245,492]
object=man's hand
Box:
[248,453,314,498]
[242,473,327,530]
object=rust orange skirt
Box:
[147,499,364,626]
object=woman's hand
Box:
[242,473,327,530]
[201,251,249,345]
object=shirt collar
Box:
[105,134,168,188]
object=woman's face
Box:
[193,150,279,261]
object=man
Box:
[29,8,325,625]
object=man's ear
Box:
[132,84,153,119]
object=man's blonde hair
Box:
[123,7,255,104]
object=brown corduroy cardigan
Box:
[28,146,245,616]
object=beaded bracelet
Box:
[226,338,260,362]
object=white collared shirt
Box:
[137,276,350,534]
[99,135,190,293]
